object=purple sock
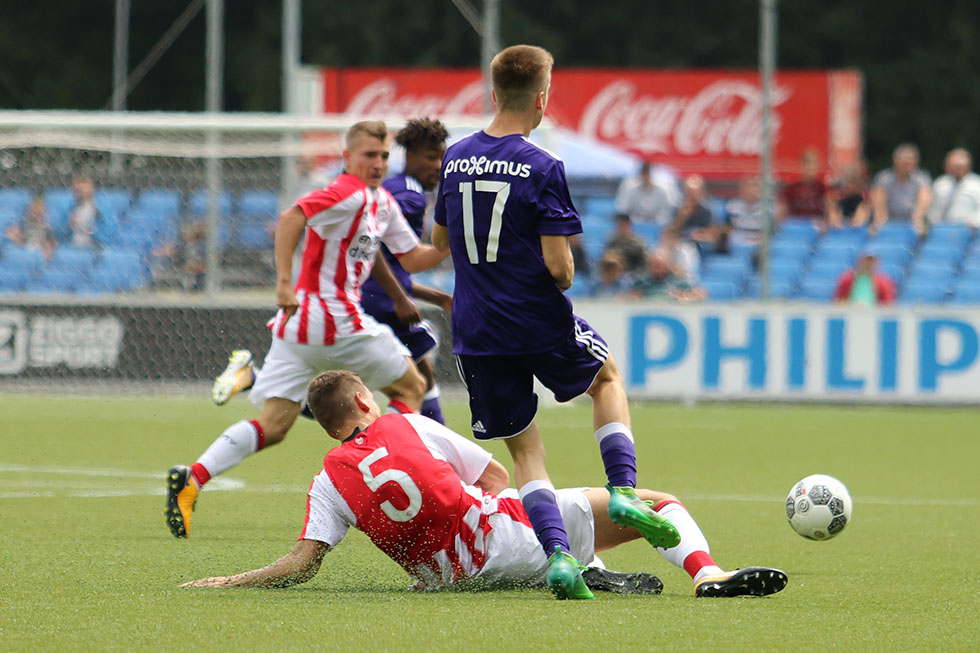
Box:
[520,486,570,557]
[420,397,445,424]
[598,431,637,488]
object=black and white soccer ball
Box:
[785,474,852,540]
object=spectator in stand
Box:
[589,250,632,298]
[778,148,831,228]
[614,161,675,224]
[668,174,719,254]
[632,246,705,302]
[603,213,648,274]
[6,196,57,261]
[927,148,980,229]
[721,175,765,248]
[833,249,896,306]
[828,161,871,228]
[180,222,207,292]
[66,175,115,248]
[866,143,932,235]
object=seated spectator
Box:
[603,213,648,274]
[721,175,765,248]
[828,160,872,228]
[179,222,207,292]
[657,229,700,284]
[927,148,980,229]
[833,249,896,306]
[615,161,676,224]
[67,175,115,248]
[668,174,719,254]
[778,148,831,228]
[632,246,706,302]
[867,143,932,235]
[589,250,632,298]
[6,196,56,261]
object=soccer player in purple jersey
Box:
[432,45,681,600]
[361,118,453,424]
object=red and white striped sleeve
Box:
[296,174,365,232]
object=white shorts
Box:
[248,322,411,408]
[473,488,595,589]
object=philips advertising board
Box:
[576,301,980,403]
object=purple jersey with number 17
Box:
[434,130,583,355]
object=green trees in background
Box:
[2,0,979,173]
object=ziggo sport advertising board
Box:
[575,301,980,403]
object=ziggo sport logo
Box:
[443,156,532,179]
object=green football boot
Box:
[606,483,681,549]
[545,547,595,600]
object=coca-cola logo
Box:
[345,79,486,117]
[579,80,791,157]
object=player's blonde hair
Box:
[307,370,367,437]
[490,45,554,112]
[345,120,388,149]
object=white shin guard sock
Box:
[195,420,260,478]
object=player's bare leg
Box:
[586,357,680,549]
[166,398,302,538]
[506,426,593,600]
[416,356,445,424]
[380,357,426,413]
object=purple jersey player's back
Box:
[434,131,582,355]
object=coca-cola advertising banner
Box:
[321,68,862,179]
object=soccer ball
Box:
[785,474,852,540]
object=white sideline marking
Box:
[680,492,979,508]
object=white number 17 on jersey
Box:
[459,181,511,264]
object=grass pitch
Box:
[1,395,978,651]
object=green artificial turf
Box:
[1,395,977,651]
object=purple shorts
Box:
[456,316,608,440]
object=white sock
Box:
[423,385,440,401]
[655,501,716,576]
[195,420,261,478]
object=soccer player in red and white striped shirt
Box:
[165,121,448,539]
[180,370,788,599]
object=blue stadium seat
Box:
[49,245,95,275]
[745,276,796,299]
[582,237,606,264]
[94,247,149,291]
[813,241,859,262]
[821,226,868,248]
[927,223,972,248]
[136,189,182,220]
[950,281,980,304]
[877,262,906,285]
[582,196,617,219]
[774,220,820,245]
[702,256,752,284]
[581,216,614,243]
[767,259,803,282]
[768,241,811,264]
[728,242,758,261]
[43,188,74,241]
[1,245,45,275]
[95,188,132,220]
[874,223,918,248]
[0,264,30,291]
[799,277,837,302]
[961,259,980,278]
[188,189,233,218]
[906,262,956,284]
[32,268,79,293]
[701,279,740,300]
[237,220,273,250]
[0,208,20,241]
[871,243,913,266]
[126,210,179,244]
[915,246,963,267]
[0,188,33,215]
[806,259,849,281]
[900,281,949,304]
[632,222,661,244]
[237,190,279,219]
[117,224,156,253]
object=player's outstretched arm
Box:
[398,244,450,274]
[180,539,329,589]
[371,254,421,324]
